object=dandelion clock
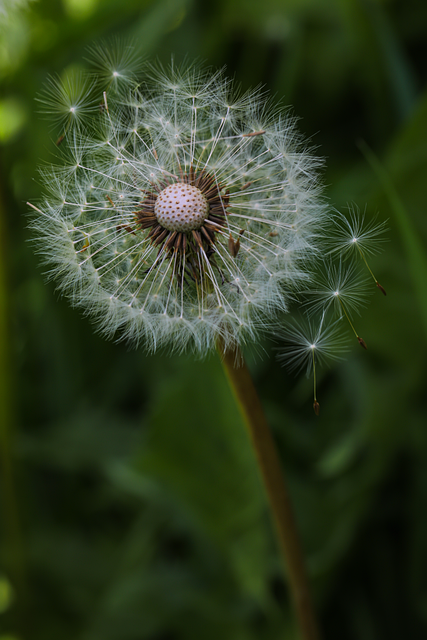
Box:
[30,60,328,354]
[28,44,387,640]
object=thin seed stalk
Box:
[357,245,376,282]
[337,296,357,338]
[312,350,320,416]
[218,341,320,640]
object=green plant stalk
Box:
[358,139,427,338]
[0,187,26,626]
[218,342,320,640]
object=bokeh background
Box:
[1,0,427,638]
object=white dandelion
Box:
[28,48,388,636]
[29,55,330,354]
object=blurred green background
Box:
[1,0,427,638]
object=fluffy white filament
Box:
[30,56,342,355]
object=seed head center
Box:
[154,183,209,232]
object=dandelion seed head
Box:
[29,50,365,355]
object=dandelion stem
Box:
[218,341,321,640]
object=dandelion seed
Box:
[36,72,98,137]
[305,259,370,348]
[329,207,388,295]
[86,38,144,91]
[277,313,349,414]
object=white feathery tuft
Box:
[29,47,384,360]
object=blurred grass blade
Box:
[0,186,26,630]
[363,0,416,121]
[359,139,427,338]
[130,0,191,54]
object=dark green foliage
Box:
[1,0,427,638]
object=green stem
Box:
[218,341,320,640]
[0,181,26,628]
